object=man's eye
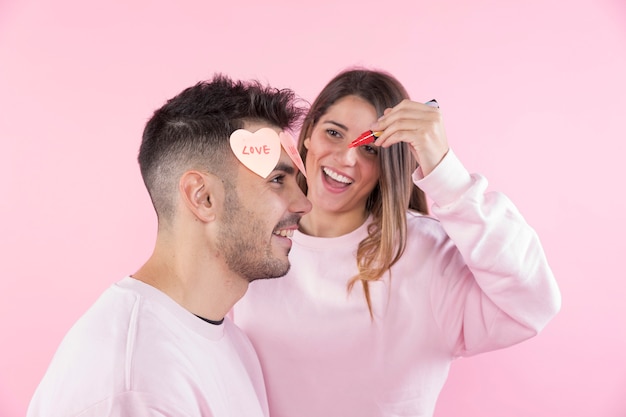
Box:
[270,175,285,184]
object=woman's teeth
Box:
[323,167,353,184]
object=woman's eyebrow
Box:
[322,120,349,131]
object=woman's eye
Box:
[362,145,378,155]
[326,129,341,138]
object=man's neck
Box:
[133,242,248,322]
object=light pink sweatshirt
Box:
[28,277,269,417]
[232,150,561,417]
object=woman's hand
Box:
[370,99,449,176]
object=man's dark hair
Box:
[138,74,305,223]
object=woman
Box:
[231,68,561,417]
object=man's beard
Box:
[217,188,290,282]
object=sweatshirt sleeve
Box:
[413,149,561,357]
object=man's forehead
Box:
[277,149,297,171]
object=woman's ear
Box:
[303,137,311,149]
[179,171,219,222]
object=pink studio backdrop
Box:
[1,0,625,416]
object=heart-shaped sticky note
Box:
[230,128,281,178]
[279,131,307,178]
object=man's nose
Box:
[291,185,312,215]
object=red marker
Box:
[348,130,383,148]
[349,99,439,148]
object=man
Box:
[27,75,311,416]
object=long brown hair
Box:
[298,68,429,317]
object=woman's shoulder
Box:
[406,209,441,227]
[405,210,448,241]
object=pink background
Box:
[1,0,625,415]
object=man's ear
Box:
[179,171,220,223]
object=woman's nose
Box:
[337,145,358,166]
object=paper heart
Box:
[230,128,281,178]
[279,131,307,178]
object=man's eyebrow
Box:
[273,162,296,175]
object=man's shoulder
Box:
[27,284,142,417]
